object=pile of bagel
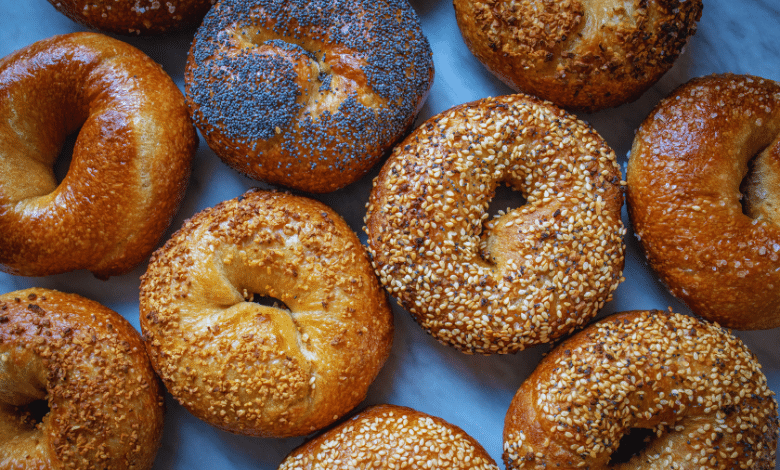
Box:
[0,0,777,469]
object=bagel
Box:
[0,33,197,279]
[627,73,780,330]
[184,0,434,193]
[46,0,214,35]
[452,0,702,112]
[503,310,779,469]
[139,190,393,437]
[364,94,626,354]
[0,288,164,470]
[279,404,499,470]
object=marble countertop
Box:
[1,0,778,468]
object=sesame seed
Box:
[365,94,625,354]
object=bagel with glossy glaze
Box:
[365,94,625,354]
[0,288,164,470]
[453,0,702,112]
[503,310,779,469]
[279,404,499,470]
[0,33,196,279]
[627,73,780,330]
[184,0,434,193]
[140,190,393,437]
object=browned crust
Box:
[0,288,164,470]
[0,32,197,278]
[45,0,214,35]
[453,0,703,112]
[503,310,779,469]
[364,94,625,354]
[627,73,780,330]
[280,404,499,469]
[139,190,393,437]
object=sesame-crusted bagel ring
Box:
[45,0,213,35]
[0,288,165,470]
[453,0,702,112]
[627,74,780,330]
[0,33,196,278]
[279,404,500,470]
[140,190,393,437]
[503,310,779,469]
[365,94,626,355]
[184,0,434,193]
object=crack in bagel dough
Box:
[452,0,702,112]
[627,74,780,330]
[364,94,626,355]
[139,190,393,437]
[279,404,500,470]
[0,33,196,278]
[0,288,165,470]
[503,310,779,469]
[185,0,434,193]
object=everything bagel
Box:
[453,0,702,112]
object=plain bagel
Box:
[365,94,626,354]
[627,73,780,330]
[0,33,196,278]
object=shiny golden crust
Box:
[453,0,702,112]
[139,190,393,437]
[279,404,499,470]
[0,288,164,470]
[0,33,196,279]
[503,310,779,470]
[46,0,214,35]
[184,0,434,193]
[364,94,625,355]
[627,74,780,330]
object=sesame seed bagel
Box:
[46,0,214,35]
[279,404,499,470]
[139,190,393,437]
[184,0,434,193]
[364,94,626,355]
[627,74,780,330]
[503,310,779,469]
[0,288,165,470]
[0,33,196,278]
[452,0,702,112]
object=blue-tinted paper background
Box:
[1,0,778,468]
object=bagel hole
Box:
[486,182,527,221]
[54,131,78,184]
[739,153,764,218]
[14,399,50,429]
[249,293,291,312]
[608,427,655,465]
